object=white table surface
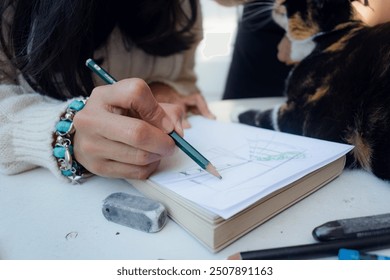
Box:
[1,97,390,260]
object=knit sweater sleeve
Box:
[0,81,70,181]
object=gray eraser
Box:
[102,192,168,233]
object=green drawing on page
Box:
[247,137,306,162]
[250,151,306,162]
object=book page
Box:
[150,116,353,219]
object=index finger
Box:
[98,78,176,133]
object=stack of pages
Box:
[128,116,353,252]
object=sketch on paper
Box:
[153,136,306,191]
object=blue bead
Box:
[53,146,65,158]
[61,169,73,176]
[53,145,73,158]
[55,120,72,134]
[69,100,85,111]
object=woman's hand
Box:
[72,78,184,179]
[150,82,216,127]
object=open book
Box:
[127,116,353,252]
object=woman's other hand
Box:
[150,82,216,127]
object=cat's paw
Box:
[238,109,262,126]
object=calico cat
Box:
[238,0,390,180]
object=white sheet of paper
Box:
[150,116,353,219]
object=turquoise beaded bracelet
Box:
[53,98,90,184]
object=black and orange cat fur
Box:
[238,0,390,180]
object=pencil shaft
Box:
[169,131,209,169]
[240,234,390,260]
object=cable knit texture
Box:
[0,84,72,180]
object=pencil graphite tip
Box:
[206,164,222,179]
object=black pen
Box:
[85,58,222,179]
[227,234,390,260]
[312,213,390,241]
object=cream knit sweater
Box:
[0,1,203,180]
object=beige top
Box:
[0,1,203,179]
[214,0,250,6]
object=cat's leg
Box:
[238,101,305,136]
[238,104,282,130]
[238,109,273,129]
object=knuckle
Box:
[135,150,152,165]
[136,163,158,180]
[130,78,149,92]
[89,161,107,176]
[122,78,149,102]
[136,169,149,180]
[130,123,150,144]
[78,138,98,155]
[90,85,106,99]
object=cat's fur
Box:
[238,0,390,180]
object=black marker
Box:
[312,213,390,241]
[227,234,390,260]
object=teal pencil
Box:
[85,58,222,179]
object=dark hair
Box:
[0,0,198,100]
